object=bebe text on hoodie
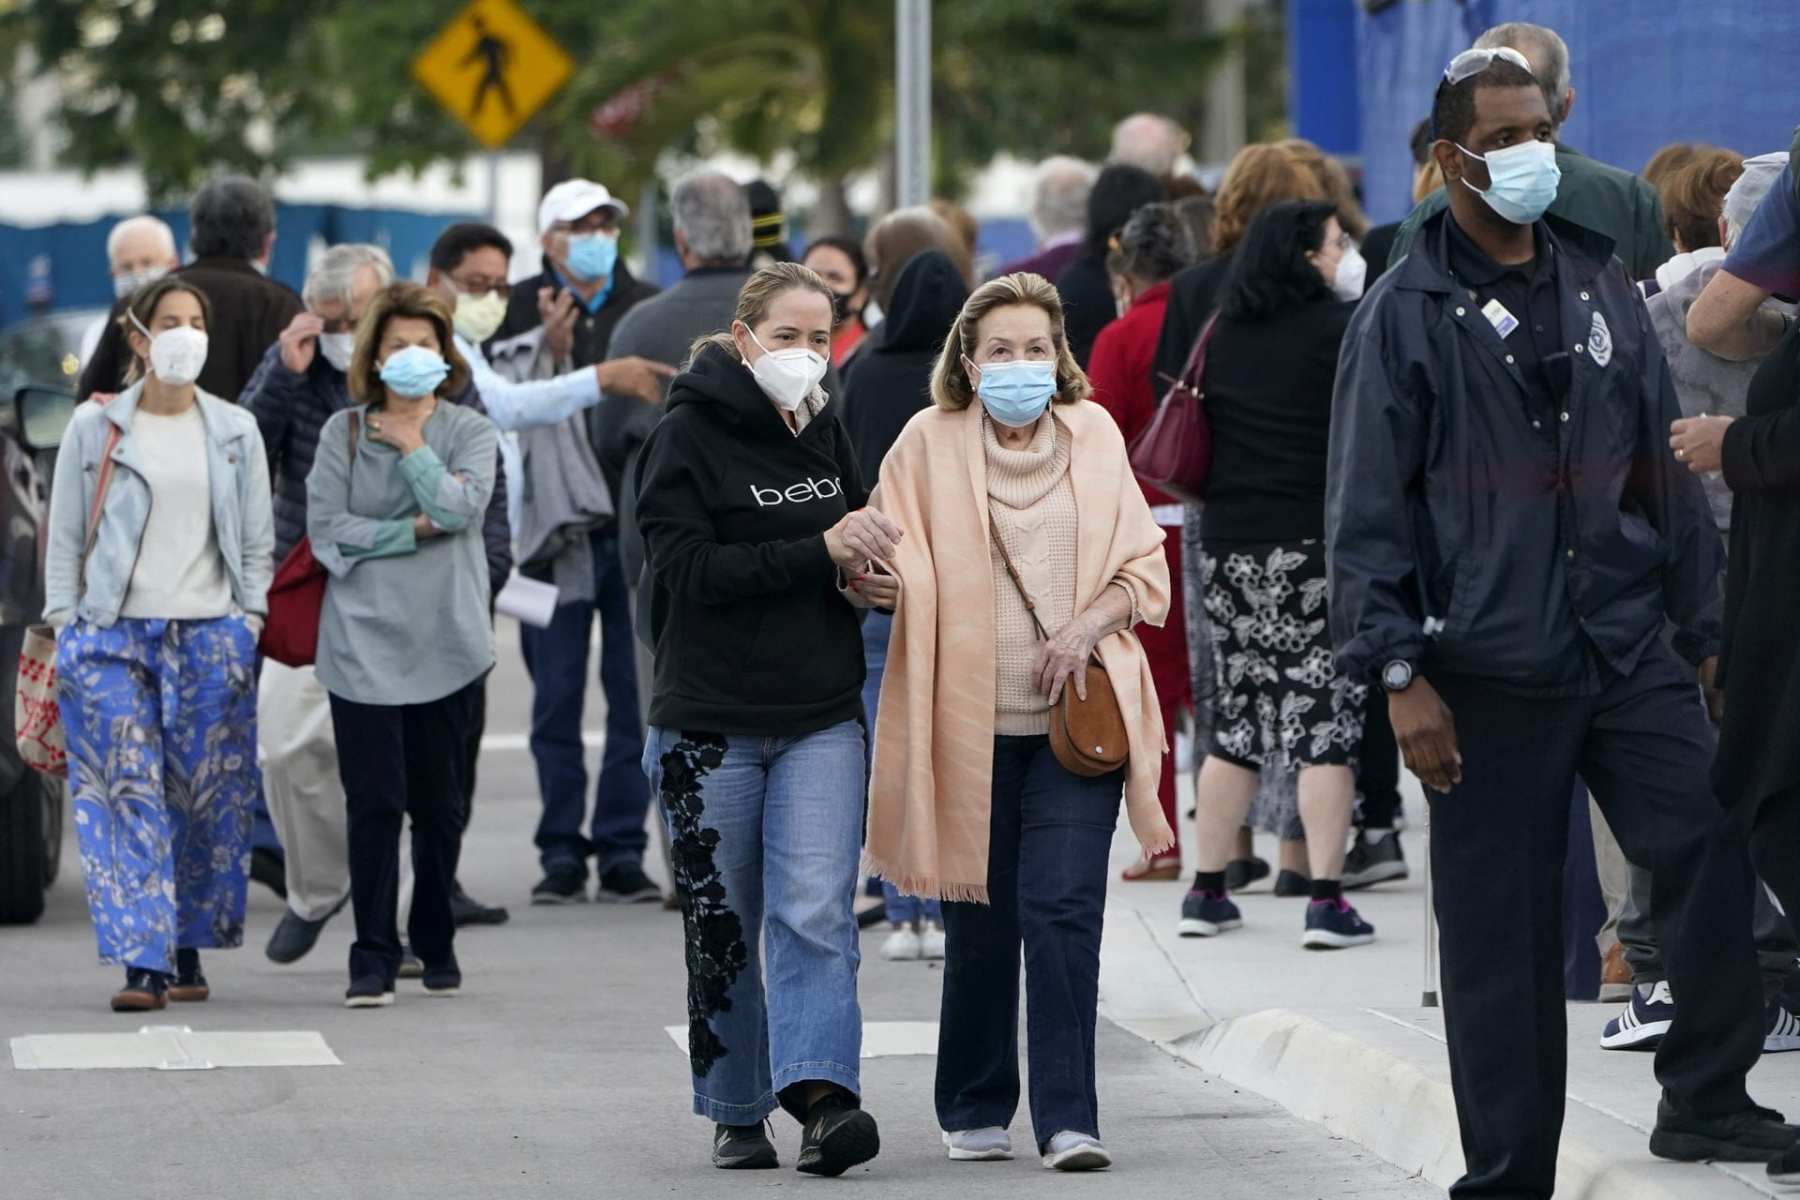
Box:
[751,475,845,506]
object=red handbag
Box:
[1128,312,1219,504]
[259,413,359,668]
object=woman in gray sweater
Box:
[306,282,498,1009]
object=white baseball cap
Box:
[537,179,630,235]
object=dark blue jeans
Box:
[520,530,649,877]
[936,735,1122,1154]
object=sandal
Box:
[1120,853,1182,882]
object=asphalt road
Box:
[0,621,1441,1198]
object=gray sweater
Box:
[307,402,498,706]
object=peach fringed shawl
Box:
[863,399,1174,903]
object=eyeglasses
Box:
[1443,46,1532,85]
[450,277,511,301]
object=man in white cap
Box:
[485,180,667,906]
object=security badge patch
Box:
[1588,310,1613,367]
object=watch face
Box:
[1383,661,1412,690]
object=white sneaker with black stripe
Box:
[1600,980,1674,1050]
[1766,1001,1800,1053]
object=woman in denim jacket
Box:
[44,275,274,1013]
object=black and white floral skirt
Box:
[1199,538,1367,772]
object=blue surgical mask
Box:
[974,360,1057,428]
[378,345,450,398]
[565,233,619,282]
[1457,139,1561,226]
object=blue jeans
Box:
[861,612,941,925]
[937,735,1122,1153]
[644,720,866,1124]
[521,530,649,876]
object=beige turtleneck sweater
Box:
[985,413,1077,735]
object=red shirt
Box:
[830,319,867,366]
[1085,280,1178,510]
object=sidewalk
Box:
[1094,779,1800,1200]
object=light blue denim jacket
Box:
[44,382,275,627]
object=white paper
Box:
[495,571,558,628]
[10,1029,341,1070]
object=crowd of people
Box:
[37,14,1800,1191]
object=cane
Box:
[1421,798,1439,1008]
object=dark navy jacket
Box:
[1326,210,1721,695]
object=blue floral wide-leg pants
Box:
[57,616,260,974]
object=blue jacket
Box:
[1326,211,1721,693]
[45,383,275,626]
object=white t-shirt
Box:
[120,406,233,620]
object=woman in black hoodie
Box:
[635,263,901,1177]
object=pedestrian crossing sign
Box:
[411,0,575,148]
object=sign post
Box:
[412,0,574,150]
[895,0,931,209]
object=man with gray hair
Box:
[993,156,1096,282]
[1385,21,1672,279]
[1108,112,1189,180]
[78,214,181,365]
[79,174,304,402]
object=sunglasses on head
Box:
[1443,46,1533,85]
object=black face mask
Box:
[831,289,857,326]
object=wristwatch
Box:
[1380,659,1415,692]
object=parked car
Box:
[0,310,84,923]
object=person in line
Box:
[1330,53,1782,1195]
[79,215,180,365]
[1176,201,1372,946]
[1109,112,1191,181]
[861,271,1171,1171]
[930,198,983,273]
[47,276,273,1011]
[80,175,305,403]
[484,182,666,908]
[1086,203,1196,881]
[1600,151,1800,1055]
[307,282,498,1009]
[1644,148,1745,298]
[1055,164,1166,367]
[242,244,514,962]
[838,246,970,960]
[75,175,303,898]
[865,207,975,325]
[1644,142,1708,197]
[1150,141,1330,893]
[746,180,794,269]
[992,156,1096,283]
[1280,139,1372,250]
[1687,132,1800,360]
[635,264,888,1175]
[1383,22,1672,279]
[802,235,873,365]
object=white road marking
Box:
[11,1029,341,1070]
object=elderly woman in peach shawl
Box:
[856,273,1171,1172]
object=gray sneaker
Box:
[1343,829,1409,890]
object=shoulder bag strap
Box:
[1183,311,1222,392]
[987,502,1051,642]
[78,423,122,592]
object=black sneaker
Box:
[1177,890,1242,938]
[344,974,394,1009]
[111,968,169,1013]
[531,866,588,905]
[1224,856,1271,891]
[1302,899,1376,949]
[265,896,348,964]
[1770,1136,1800,1185]
[796,1092,880,1176]
[1650,1097,1800,1163]
[598,862,663,904]
[451,883,510,927]
[422,964,462,997]
[713,1121,779,1170]
[1343,830,1409,890]
[168,948,209,1003]
[249,846,288,899]
[1273,869,1313,897]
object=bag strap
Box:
[78,421,122,591]
[1179,311,1222,391]
[986,503,1051,642]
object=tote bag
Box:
[259,412,359,668]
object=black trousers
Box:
[1357,693,1403,829]
[330,679,479,985]
[448,677,486,883]
[1430,643,1761,1200]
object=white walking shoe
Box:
[919,924,946,960]
[880,926,922,961]
[943,1127,1012,1161]
[1042,1131,1111,1171]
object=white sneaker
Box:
[943,1127,1012,1161]
[1042,1131,1111,1171]
[880,926,922,961]
[919,925,946,960]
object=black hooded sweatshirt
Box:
[633,342,868,736]
[839,249,971,483]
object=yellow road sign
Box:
[411,0,574,148]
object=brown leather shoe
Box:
[1600,942,1633,1003]
[111,969,169,1013]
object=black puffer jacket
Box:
[241,342,512,596]
[839,249,969,483]
[1326,211,1721,692]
